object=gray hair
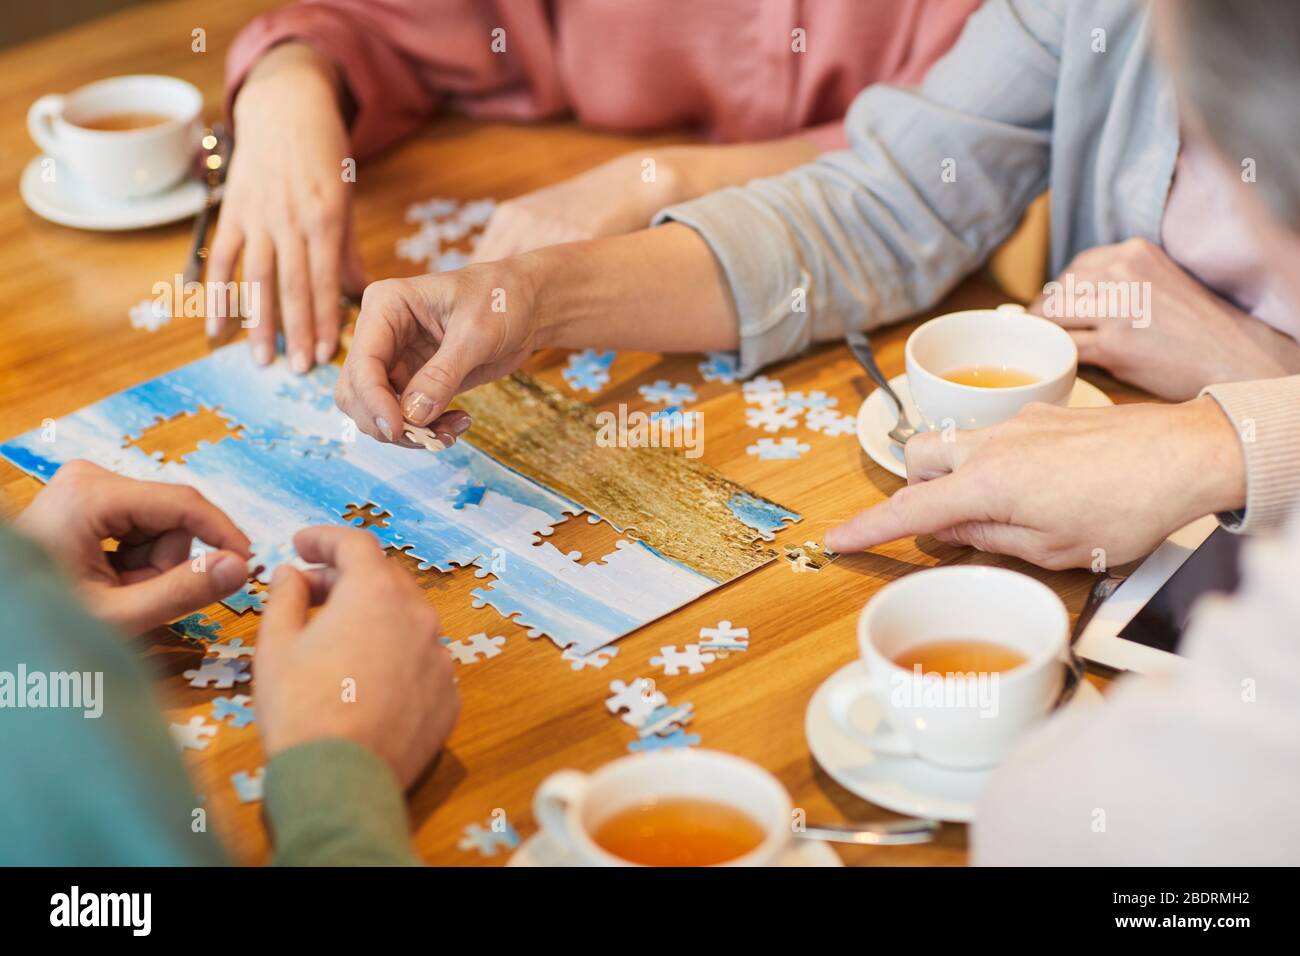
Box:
[1169,0,1300,230]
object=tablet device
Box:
[1075,516,1244,675]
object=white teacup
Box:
[905,304,1077,431]
[828,566,1068,770]
[28,75,202,200]
[533,750,792,866]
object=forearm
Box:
[656,137,822,207]
[529,224,740,354]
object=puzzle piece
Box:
[405,197,459,222]
[250,541,297,584]
[606,678,666,729]
[742,375,785,405]
[699,620,749,656]
[561,646,620,670]
[232,768,266,804]
[457,198,497,228]
[170,715,218,751]
[805,407,857,437]
[183,658,252,690]
[441,632,507,664]
[449,482,487,509]
[562,362,610,393]
[434,248,471,272]
[403,423,447,452]
[649,644,716,676]
[784,390,838,410]
[220,582,266,615]
[697,352,738,383]
[637,702,695,738]
[206,638,255,660]
[628,728,701,753]
[745,404,801,433]
[747,437,811,460]
[129,298,170,333]
[648,406,687,429]
[639,380,698,405]
[211,694,256,729]
[784,540,838,573]
[168,613,223,643]
[458,819,520,857]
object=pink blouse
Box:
[226,0,982,158]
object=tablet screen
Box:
[1117,527,1245,654]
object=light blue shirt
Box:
[657,0,1179,376]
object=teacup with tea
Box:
[533,749,792,866]
[28,74,202,201]
[904,304,1077,431]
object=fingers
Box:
[100,479,251,558]
[823,472,991,553]
[308,226,343,366]
[244,234,278,366]
[901,432,959,483]
[99,549,248,633]
[258,564,312,656]
[275,232,315,373]
[291,525,388,573]
[1068,328,1103,365]
[943,520,1061,567]
[400,324,477,427]
[428,409,473,448]
[339,294,405,442]
[340,217,369,295]
[205,216,244,340]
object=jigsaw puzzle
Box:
[170,715,218,751]
[627,728,701,753]
[220,582,266,615]
[747,437,811,460]
[2,347,799,655]
[699,620,749,656]
[458,819,521,858]
[211,694,256,729]
[183,658,252,690]
[649,644,715,676]
[232,768,266,804]
[168,613,223,643]
[441,633,506,664]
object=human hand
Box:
[15,461,252,633]
[471,153,677,263]
[254,526,459,789]
[824,398,1246,570]
[336,262,541,445]
[1032,238,1300,400]
[209,42,367,372]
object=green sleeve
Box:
[265,739,421,866]
[0,526,227,866]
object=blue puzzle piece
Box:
[449,482,487,509]
[457,820,521,857]
[211,694,256,729]
[232,768,265,804]
[220,582,266,615]
[639,380,698,405]
[168,613,223,642]
[697,352,738,383]
[562,363,609,393]
[571,348,615,371]
[628,728,701,753]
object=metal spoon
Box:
[846,330,917,447]
[796,817,941,846]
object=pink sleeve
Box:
[224,0,543,159]
[802,121,848,153]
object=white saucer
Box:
[20,156,206,231]
[806,660,1101,823]
[507,830,843,867]
[855,374,1113,479]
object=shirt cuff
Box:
[265,738,419,866]
[1201,377,1300,534]
[653,190,813,378]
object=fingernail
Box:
[210,553,246,592]
[376,417,394,442]
[205,315,220,338]
[253,342,273,366]
[316,341,335,365]
[434,430,456,448]
[402,391,434,424]
[452,415,473,436]
[291,352,310,374]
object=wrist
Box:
[235,41,338,116]
[1181,394,1248,517]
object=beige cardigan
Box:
[1204,376,1300,533]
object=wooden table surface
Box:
[0,0,1144,867]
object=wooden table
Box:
[0,0,1142,866]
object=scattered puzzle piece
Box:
[742,375,784,405]
[249,541,297,584]
[562,363,610,393]
[745,404,801,432]
[129,298,170,333]
[170,715,218,751]
[168,613,223,643]
[649,644,716,676]
[747,437,811,460]
[697,352,738,383]
[637,702,695,738]
[628,728,702,753]
[441,632,507,664]
[699,620,749,656]
[220,582,266,615]
[183,658,252,690]
[232,768,266,804]
[784,390,838,410]
[403,423,446,452]
[458,819,521,857]
[805,407,857,437]
[784,540,838,573]
[561,646,620,670]
[638,380,697,405]
[606,678,666,729]
[211,694,256,729]
[206,638,255,660]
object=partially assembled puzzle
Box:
[1,346,800,655]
